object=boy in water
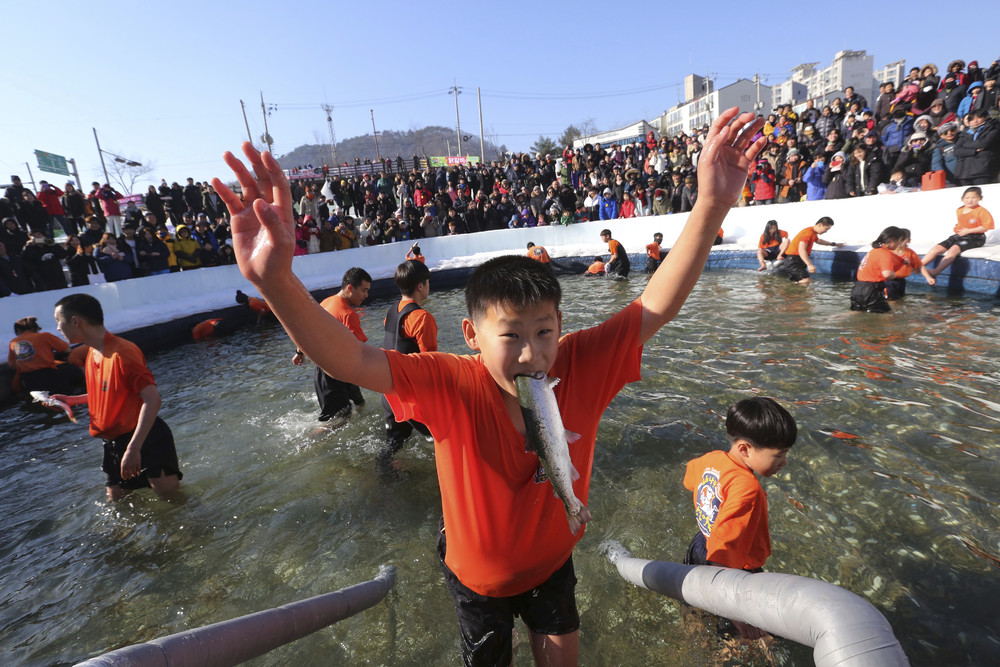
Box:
[683,397,797,639]
[645,232,665,273]
[214,107,765,666]
[921,187,994,278]
[379,259,437,468]
[600,228,631,278]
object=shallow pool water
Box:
[1,271,998,665]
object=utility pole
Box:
[67,158,82,190]
[260,92,273,154]
[370,109,381,161]
[322,104,338,166]
[92,127,110,185]
[478,87,485,163]
[753,74,763,114]
[450,80,463,157]
[240,100,253,144]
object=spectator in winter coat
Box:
[893,132,934,186]
[823,151,853,200]
[954,110,999,185]
[778,149,805,202]
[680,175,699,212]
[849,145,885,196]
[957,82,984,119]
[598,188,618,220]
[36,181,73,238]
[803,155,828,201]
[939,74,967,114]
[750,160,776,205]
[880,110,914,167]
[931,122,961,186]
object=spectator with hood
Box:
[881,109,914,167]
[932,121,961,186]
[954,110,999,185]
[915,64,940,113]
[939,74,967,114]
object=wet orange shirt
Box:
[585,261,606,275]
[8,332,69,373]
[385,300,643,597]
[684,450,770,570]
[406,251,426,264]
[857,247,906,282]
[894,247,922,279]
[386,299,438,352]
[191,319,222,340]
[787,227,819,258]
[248,297,271,315]
[646,243,662,260]
[759,230,788,249]
[320,294,367,342]
[527,246,551,263]
[954,205,994,233]
[85,333,156,439]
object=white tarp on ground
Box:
[2,183,999,339]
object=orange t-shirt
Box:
[406,251,426,264]
[527,246,551,263]
[85,332,156,439]
[8,331,69,373]
[607,238,625,258]
[585,260,605,275]
[894,247,922,279]
[248,297,272,315]
[954,205,994,233]
[857,247,906,282]
[645,242,662,260]
[758,230,788,249]
[396,299,438,352]
[786,227,819,258]
[385,300,644,597]
[684,450,770,570]
[320,294,367,342]
[191,319,222,340]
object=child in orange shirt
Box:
[922,187,994,278]
[645,232,665,273]
[683,397,797,639]
[584,256,606,276]
[850,226,908,313]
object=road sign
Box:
[35,150,70,176]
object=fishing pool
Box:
[1,270,998,665]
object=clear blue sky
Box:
[2,0,990,192]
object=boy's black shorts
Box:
[850,281,891,313]
[885,277,907,300]
[437,522,579,666]
[761,245,781,261]
[781,255,810,282]
[102,416,183,490]
[938,232,986,252]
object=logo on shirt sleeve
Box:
[694,468,722,538]
[13,341,35,362]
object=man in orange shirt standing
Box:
[683,397,796,639]
[781,216,842,284]
[601,228,631,278]
[645,232,665,273]
[292,267,371,422]
[379,260,437,467]
[51,294,182,501]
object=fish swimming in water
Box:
[514,371,591,535]
[30,391,77,423]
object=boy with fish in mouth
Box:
[215,107,765,666]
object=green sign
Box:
[35,150,70,176]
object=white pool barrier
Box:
[74,565,396,667]
[602,542,908,666]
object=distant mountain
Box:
[277,126,507,169]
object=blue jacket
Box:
[956,82,983,119]
[881,117,914,151]
[931,137,959,184]
[599,195,618,220]
[803,163,828,201]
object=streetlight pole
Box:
[93,127,110,185]
[370,109,381,161]
[450,81,463,157]
[478,87,485,163]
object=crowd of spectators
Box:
[2,56,998,298]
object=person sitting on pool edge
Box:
[780,216,843,285]
[213,106,767,666]
[921,187,994,279]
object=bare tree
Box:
[98,152,154,195]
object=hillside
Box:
[277,126,506,169]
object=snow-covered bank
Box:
[3,183,999,345]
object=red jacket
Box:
[36,187,65,216]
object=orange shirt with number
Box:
[527,246,551,263]
[684,450,770,570]
[8,331,69,374]
[954,205,994,233]
[85,332,156,439]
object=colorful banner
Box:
[428,156,481,167]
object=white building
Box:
[660,75,773,137]
[874,59,907,92]
[572,120,657,150]
[780,50,876,107]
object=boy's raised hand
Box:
[697,108,766,208]
[212,143,295,286]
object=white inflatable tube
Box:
[75,565,396,667]
[602,542,907,666]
